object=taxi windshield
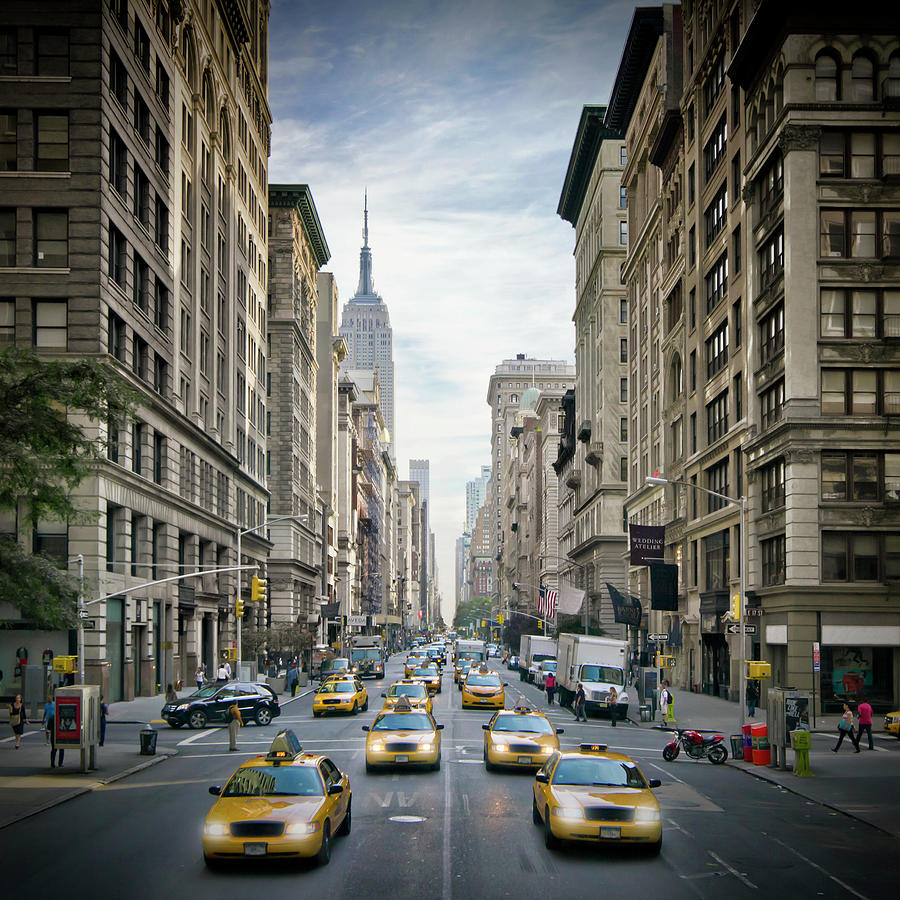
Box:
[222,766,324,798]
[493,715,553,734]
[390,684,427,698]
[413,668,436,676]
[466,674,500,687]
[327,683,356,694]
[553,758,647,788]
[372,713,433,731]
[580,665,624,685]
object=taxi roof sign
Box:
[393,695,413,712]
[266,729,303,764]
[579,742,609,753]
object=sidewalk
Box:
[634,688,900,839]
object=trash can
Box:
[139,724,158,756]
[790,729,813,777]
[640,704,651,722]
[742,723,753,761]
[751,722,770,766]
[730,735,744,759]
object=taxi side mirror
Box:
[556,728,565,734]
[436,724,445,730]
[362,726,370,732]
[503,683,508,687]
[482,724,490,730]
[327,783,344,795]
[381,692,386,697]
[648,778,661,788]
[534,772,549,784]
[208,786,221,796]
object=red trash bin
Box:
[742,723,753,761]
[751,722,770,766]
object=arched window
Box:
[182,28,198,91]
[851,53,875,102]
[219,110,231,161]
[815,51,840,101]
[887,51,900,99]
[669,355,683,403]
[202,71,214,124]
[510,394,518,404]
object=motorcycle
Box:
[661,728,728,764]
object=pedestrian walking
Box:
[747,679,760,717]
[165,683,178,703]
[855,697,874,751]
[607,686,618,726]
[223,660,232,680]
[43,694,55,744]
[545,671,556,705]
[574,682,587,721]
[45,693,64,768]
[216,663,228,684]
[832,702,860,752]
[288,664,298,697]
[8,693,27,748]
[99,694,108,747]
[195,666,204,692]
[227,700,242,751]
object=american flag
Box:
[539,585,558,618]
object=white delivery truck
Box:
[518,635,557,682]
[349,635,385,678]
[556,634,630,718]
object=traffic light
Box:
[221,647,236,662]
[251,575,267,606]
[497,613,504,624]
[537,620,543,632]
[730,592,741,620]
[235,598,245,618]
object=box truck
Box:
[349,635,385,678]
[518,635,557,682]
[556,634,630,717]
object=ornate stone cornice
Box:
[777,124,822,154]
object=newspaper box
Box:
[54,684,100,773]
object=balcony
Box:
[585,442,603,467]
[577,420,592,443]
[565,469,582,490]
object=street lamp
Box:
[646,474,748,733]
[236,514,308,671]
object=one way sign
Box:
[725,623,757,635]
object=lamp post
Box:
[646,474,747,733]
[236,514,308,670]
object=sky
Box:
[268,0,636,623]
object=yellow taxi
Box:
[454,658,475,686]
[884,710,900,738]
[362,696,444,772]
[461,666,506,710]
[482,706,563,770]
[404,652,427,678]
[382,680,433,713]
[409,665,442,694]
[202,730,351,867]
[312,676,368,717]
[532,743,662,854]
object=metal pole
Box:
[739,497,747,735]
[236,527,242,669]
[77,554,85,685]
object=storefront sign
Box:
[812,641,820,673]
[629,524,665,565]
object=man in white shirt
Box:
[216,664,228,683]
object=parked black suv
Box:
[162,681,281,729]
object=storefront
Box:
[820,645,894,714]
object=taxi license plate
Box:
[244,843,267,856]
[517,755,532,764]
[395,754,409,763]
[600,827,621,839]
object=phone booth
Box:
[54,685,100,773]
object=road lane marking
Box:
[765,834,869,900]
[649,761,687,784]
[442,737,452,900]
[666,817,694,838]
[177,728,216,746]
[708,851,758,889]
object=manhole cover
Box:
[389,815,426,823]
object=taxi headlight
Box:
[634,806,661,823]
[370,742,385,752]
[203,823,229,836]
[538,746,552,754]
[551,806,584,820]
[286,821,321,835]
[420,743,433,752]
[492,742,508,752]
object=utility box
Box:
[748,661,772,679]
[656,655,676,669]
[53,655,79,674]
[768,687,810,771]
[54,684,100,773]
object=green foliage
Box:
[556,613,607,637]
[0,538,78,628]
[0,348,135,526]
[453,596,493,631]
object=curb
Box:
[726,759,898,841]
[0,749,176,832]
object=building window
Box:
[0,208,15,266]
[820,288,900,339]
[688,164,695,207]
[732,225,742,274]
[759,228,784,290]
[703,529,730,591]
[107,420,119,463]
[153,353,168,395]
[703,115,728,183]
[733,373,743,421]
[155,127,170,175]
[761,458,785,511]
[703,53,726,116]
[180,307,191,354]
[758,152,784,218]
[109,224,126,286]
[155,58,169,106]
[820,209,900,259]
[131,333,148,380]
[0,28,17,75]
[619,378,627,403]
[850,53,875,102]
[706,318,729,380]
[619,298,628,324]
[815,51,840,101]
[822,532,900,582]
[132,421,145,474]
[36,31,68,77]
[821,368,900,415]
[706,457,729,512]
[759,303,784,364]
[33,210,67,268]
[689,226,696,267]
[0,110,15,171]
[154,195,168,252]
[108,310,125,360]
[619,417,627,441]
[620,338,628,364]
[619,220,628,245]
[110,129,127,196]
[760,379,785,429]
[705,252,728,314]
[35,113,67,172]
[704,182,728,247]
[133,92,150,144]
[819,131,900,178]
[110,50,128,107]
[134,18,150,70]
[619,186,627,208]
[0,298,13,346]
[34,519,67,565]
[706,390,729,444]
[153,432,165,484]
[619,146,627,166]
[133,253,149,312]
[33,300,67,348]
[761,535,785,586]
[822,451,900,501]
[154,278,169,332]
[731,151,742,202]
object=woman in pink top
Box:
[856,698,874,751]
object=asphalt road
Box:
[3,656,899,899]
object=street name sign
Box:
[725,623,757,635]
[648,633,669,641]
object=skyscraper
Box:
[465,466,491,532]
[409,459,430,509]
[339,196,395,453]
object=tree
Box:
[0,348,135,626]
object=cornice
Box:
[269,184,331,268]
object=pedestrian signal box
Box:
[656,654,676,669]
[52,655,79,674]
[747,661,771,679]
[220,647,237,662]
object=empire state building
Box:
[339,197,396,453]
